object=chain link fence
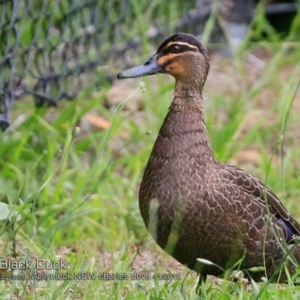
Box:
[1,0,212,130]
[1,0,298,130]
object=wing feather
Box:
[222,164,300,236]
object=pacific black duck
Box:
[117,33,300,282]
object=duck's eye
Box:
[172,45,181,52]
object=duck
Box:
[117,33,300,283]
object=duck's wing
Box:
[222,164,300,237]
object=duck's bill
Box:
[117,54,162,79]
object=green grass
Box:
[1,6,300,300]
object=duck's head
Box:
[117,33,209,83]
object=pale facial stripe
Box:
[163,41,199,51]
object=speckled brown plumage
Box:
[117,33,300,282]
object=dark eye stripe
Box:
[164,44,198,54]
[156,33,208,59]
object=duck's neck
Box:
[155,79,215,160]
[173,79,205,114]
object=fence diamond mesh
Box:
[3,0,216,130]
[4,0,294,130]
